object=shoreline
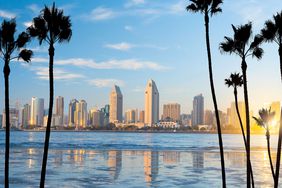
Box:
[0,129,268,135]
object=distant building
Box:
[109,85,123,123]
[204,110,213,126]
[2,108,20,128]
[162,103,180,122]
[125,109,137,124]
[101,104,110,126]
[270,101,280,126]
[145,79,159,126]
[30,97,44,126]
[68,99,78,127]
[139,110,145,123]
[74,100,87,128]
[21,104,31,128]
[192,94,204,126]
[89,108,104,127]
[55,96,64,126]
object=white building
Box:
[30,97,44,126]
[145,79,159,126]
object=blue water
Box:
[0,132,280,187]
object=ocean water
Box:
[0,131,280,187]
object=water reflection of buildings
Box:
[192,151,204,169]
[107,150,122,180]
[162,151,180,164]
[225,152,245,168]
[54,150,64,167]
[144,151,159,184]
[67,149,86,165]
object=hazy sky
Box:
[0,0,282,114]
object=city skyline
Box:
[0,0,281,115]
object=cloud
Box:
[169,0,186,14]
[125,0,145,8]
[27,4,40,14]
[30,67,84,81]
[88,79,125,88]
[0,10,16,19]
[29,46,48,53]
[31,57,170,71]
[88,7,115,21]
[23,21,32,27]
[124,25,133,31]
[105,42,134,51]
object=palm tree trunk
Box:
[40,43,54,188]
[241,58,251,188]
[204,12,226,188]
[266,129,275,179]
[274,46,282,188]
[4,60,10,188]
[234,88,255,187]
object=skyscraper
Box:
[139,110,145,123]
[21,104,31,128]
[75,100,87,128]
[125,109,137,124]
[192,94,204,126]
[68,99,78,127]
[162,103,181,122]
[55,96,64,126]
[145,79,159,126]
[30,97,44,126]
[109,85,123,123]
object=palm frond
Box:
[18,49,33,62]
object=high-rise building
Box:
[68,99,78,127]
[125,109,137,124]
[162,103,181,122]
[55,96,64,126]
[21,104,31,128]
[109,85,123,123]
[192,94,204,126]
[89,108,104,127]
[139,110,145,123]
[30,97,44,126]
[74,100,87,128]
[101,104,110,126]
[2,108,20,128]
[145,79,159,126]
[204,110,213,126]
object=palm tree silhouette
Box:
[27,3,72,187]
[261,11,282,188]
[0,19,32,188]
[220,23,263,188]
[253,108,276,180]
[225,72,254,187]
[186,1,226,187]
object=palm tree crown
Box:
[220,23,263,60]
[0,19,32,62]
[253,108,275,130]
[186,0,223,16]
[27,3,72,45]
[261,11,282,45]
[225,72,243,89]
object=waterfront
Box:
[0,132,280,187]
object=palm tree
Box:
[0,19,32,188]
[260,11,282,188]
[225,72,254,187]
[253,108,276,180]
[27,3,72,187]
[220,23,263,188]
[186,1,226,187]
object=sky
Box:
[0,0,282,115]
